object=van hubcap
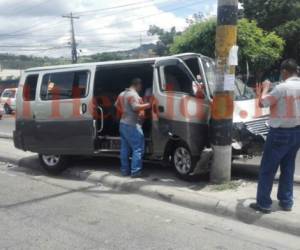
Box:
[42,155,60,167]
[174,147,192,175]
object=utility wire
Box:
[0,0,161,37]
[72,0,154,15]
[74,0,171,16]
[0,0,191,38]
[76,0,197,34]
[0,19,66,37]
[0,0,52,16]
[0,0,201,56]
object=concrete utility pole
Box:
[210,0,238,183]
[63,12,80,64]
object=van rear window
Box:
[23,74,38,101]
[40,71,89,100]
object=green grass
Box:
[210,181,241,192]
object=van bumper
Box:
[232,117,269,157]
[13,130,24,150]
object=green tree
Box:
[169,19,216,58]
[240,0,300,62]
[238,19,285,75]
[170,19,285,75]
[148,25,181,56]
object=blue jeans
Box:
[119,123,145,176]
[257,127,300,209]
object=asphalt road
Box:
[0,115,299,176]
[0,114,15,135]
[0,161,299,250]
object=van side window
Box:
[40,71,89,100]
[161,65,193,94]
[23,74,39,101]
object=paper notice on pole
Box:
[228,45,239,66]
[224,74,235,91]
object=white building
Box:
[0,67,22,81]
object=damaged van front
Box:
[231,79,269,158]
[177,53,270,158]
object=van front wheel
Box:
[171,144,198,181]
[39,154,68,175]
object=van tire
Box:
[39,154,68,175]
[171,143,199,181]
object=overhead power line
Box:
[0,19,64,37]
[71,0,162,15]
[0,0,193,39]
[77,0,198,34]
[0,46,68,52]
[1,0,52,16]
[73,0,173,17]
[0,0,204,57]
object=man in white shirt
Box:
[250,59,300,213]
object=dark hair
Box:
[280,59,298,74]
[130,78,142,87]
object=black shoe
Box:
[279,203,292,212]
[250,203,272,214]
[131,173,150,179]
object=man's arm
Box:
[257,80,280,108]
[132,102,151,112]
[128,94,151,112]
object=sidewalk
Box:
[0,132,13,139]
[0,138,300,237]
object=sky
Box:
[0,0,218,58]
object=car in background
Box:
[0,103,3,120]
[0,88,17,114]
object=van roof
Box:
[24,53,203,73]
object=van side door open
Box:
[32,67,96,155]
[152,58,211,158]
[92,62,154,154]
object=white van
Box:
[14,53,269,180]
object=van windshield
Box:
[201,57,256,101]
[201,57,217,96]
[234,78,256,100]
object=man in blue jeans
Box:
[115,78,151,178]
[250,59,300,213]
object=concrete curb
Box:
[0,133,13,140]
[0,154,299,237]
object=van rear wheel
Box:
[39,154,68,175]
[171,144,199,181]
